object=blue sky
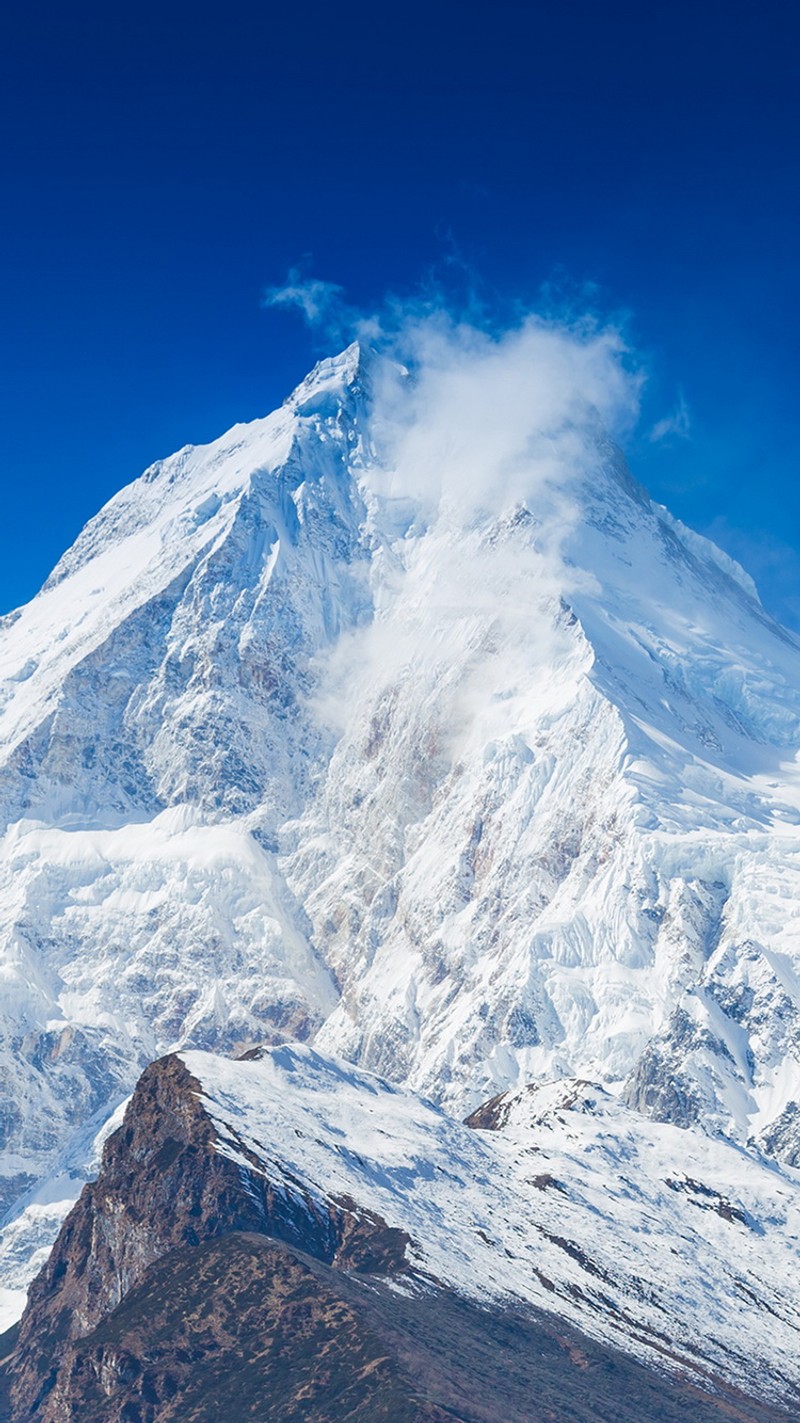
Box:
[1,0,798,623]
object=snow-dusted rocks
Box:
[5,1043,798,1418]
[2,331,800,1354]
[187,1044,800,1401]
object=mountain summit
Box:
[2,337,800,1344]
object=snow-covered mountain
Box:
[2,332,800,1348]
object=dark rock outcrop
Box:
[4,1227,791,1423]
[1,1054,409,1421]
[14,1234,450,1423]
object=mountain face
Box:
[2,337,800,1395]
[2,1045,796,1422]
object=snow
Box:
[0,1094,129,1328]
[183,1042,800,1400]
[2,338,800,1359]
[0,410,296,768]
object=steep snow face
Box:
[0,345,371,1219]
[180,1044,800,1403]
[2,339,800,1315]
[0,809,337,1223]
[0,1096,127,1333]
[290,426,800,1137]
[0,344,371,831]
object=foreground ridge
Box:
[2,1044,797,1420]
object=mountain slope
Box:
[2,334,800,1332]
[2,1045,796,1421]
[0,347,372,1229]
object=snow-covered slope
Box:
[8,1043,795,1420]
[0,346,371,1227]
[181,1043,800,1403]
[300,439,800,1138]
[2,334,800,1332]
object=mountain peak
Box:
[3,340,800,1356]
[287,340,365,415]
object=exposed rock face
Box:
[10,1236,451,1423]
[755,1098,800,1165]
[3,1054,412,1421]
[3,1233,788,1423]
[1,1047,798,1423]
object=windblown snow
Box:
[2,330,800,1352]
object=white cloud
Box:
[373,312,642,519]
[262,270,348,329]
[649,389,691,443]
[306,301,644,754]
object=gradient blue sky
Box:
[2,1,798,623]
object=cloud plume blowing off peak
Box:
[300,303,645,760]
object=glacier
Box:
[2,332,800,1338]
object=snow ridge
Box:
[184,1042,800,1402]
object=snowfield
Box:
[184,1042,800,1401]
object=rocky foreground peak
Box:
[2,1046,795,1422]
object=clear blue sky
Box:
[2,1,799,623]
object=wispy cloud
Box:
[262,268,351,333]
[649,389,691,443]
[371,310,642,521]
[262,269,644,521]
[290,289,645,756]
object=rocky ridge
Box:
[1,1045,795,1422]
